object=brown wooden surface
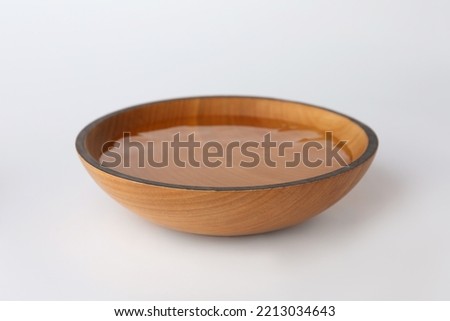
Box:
[77,97,377,236]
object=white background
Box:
[1,0,449,300]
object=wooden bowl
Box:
[76,96,378,236]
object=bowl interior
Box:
[79,97,372,189]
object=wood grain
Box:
[76,96,378,236]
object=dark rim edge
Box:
[75,95,378,191]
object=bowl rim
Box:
[76,96,378,191]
